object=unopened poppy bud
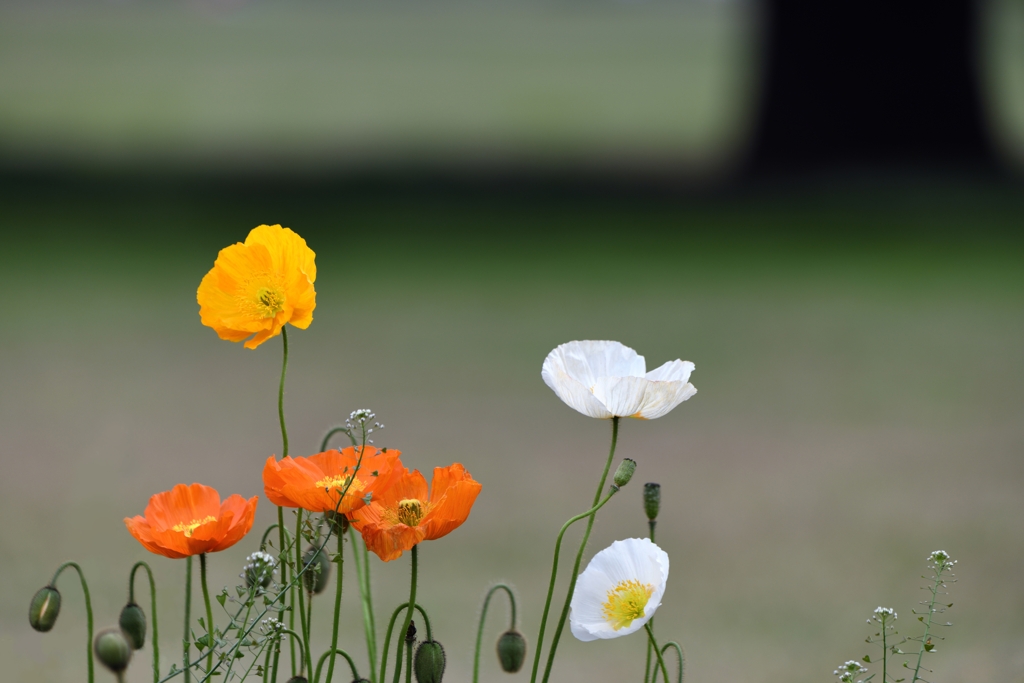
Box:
[351,679,372,683]
[613,459,636,487]
[496,630,527,673]
[301,547,331,594]
[286,677,308,683]
[413,639,446,683]
[119,602,147,649]
[324,511,350,535]
[29,585,61,632]
[94,628,133,673]
[242,551,277,589]
[643,483,661,521]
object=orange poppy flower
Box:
[197,224,316,350]
[124,483,258,559]
[262,446,403,515]
[350,463,481,562]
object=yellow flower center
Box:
[172,516,218,538]
[397,499,424,526]
[601,579,654,631]
[315,474,366,496]
[235,272,287,321]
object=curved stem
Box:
[52,561,95,683]
[349,527,378,683]
[295,510,312,676]
[320,426,357,452]
[278,325,290,457]
[279,628,309,678]
[379,601,433,683]
[661,642,686,683]
[184,556,193,683]
[473,584,518,683]
[528,483,620,683]
[199,554,216,673]
[324,532,345,683]
[644,624,670,683]
[314,648,360,683]
[129,561,161,683]
[259,523,294,551]
[539,416,619,683]
[391,546,418,683]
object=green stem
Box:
[380,603,432,683]
[350,527,379,683]
[199,554,216,673]
[278,325,290,457]
[324,532,345,683]
[296,510,312,676]
[184,556,192,683]
[882,613,889,683]
[51,562,95,683]
[320,426,356,452]
[662,642,686,683]
[473,584,517,683]
[645,624,670,683]
[259,523,293,551]
[277,327,295,679]
[538,416,619,683]
[279,628,309,677]
[527,488,619,683]
[404,638,413,683]
[391,546,419,683]
[129,561,161,683]
[644,520,657,683]
[314,648,360,683]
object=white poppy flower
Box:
[570,537,669,641]
[542,341,696,419]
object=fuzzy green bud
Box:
[643,482,661,521]
[94,628,133,673]
[613,458,637,487]
[413,640,446,683]
[496,630,527,673]
[285,677,308,683]
[29,585,61,632]
[119,602,147,649]
[301,547,331,595]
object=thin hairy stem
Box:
[320,426,357,452]
[184,556,192,683]
[129,561,160,683]
[528,488,619,683]
[404,638,413,683]
[314,648,360,683]
[392,546,419,683]
[645,624,671,683]
[278,325,290,456]
[199,554,216,673]
[52,562,95,683]
[277,327,295,679]
[538,416,619,683]
[644,520,657,683]
[662,642,686,683]
[911,568,947,683]
[350,527,379,682]
[380,602,433,683]
[324,532,345,683]
[295,510,312,676]
[473,584,518,683]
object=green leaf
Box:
[216,593,227,607]
[863,655,872,663]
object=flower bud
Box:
[29,585,61,632]
[242,551,277,590]
[643,483,661,521]
[119,602,147,649]
[286,677,308,683]
[301,547,331,595]
[94,628,133,673]
[613,459,636,487]
[413,639,446,683]
[496,630,527,673]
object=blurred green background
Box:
[2,2,1024,683]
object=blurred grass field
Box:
[1,181,1023,682]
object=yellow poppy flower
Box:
[197,225,316,349]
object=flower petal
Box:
[644,360,694,383]
[633,382,697,420]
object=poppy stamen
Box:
[172,515,218,538]
[601,579,654,631]
[397,499,424,527]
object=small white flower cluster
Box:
[927,550,956,571]
[868,606,897,624]
[259,618,285,635]
[833,660,868,683]
[346,409,383,443]
[241,551,277,589]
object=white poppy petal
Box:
[591,376,651,418]
[541,366,614,418]
[644,359,695,383]
[569,538,670,642]
[634,382,697,420]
